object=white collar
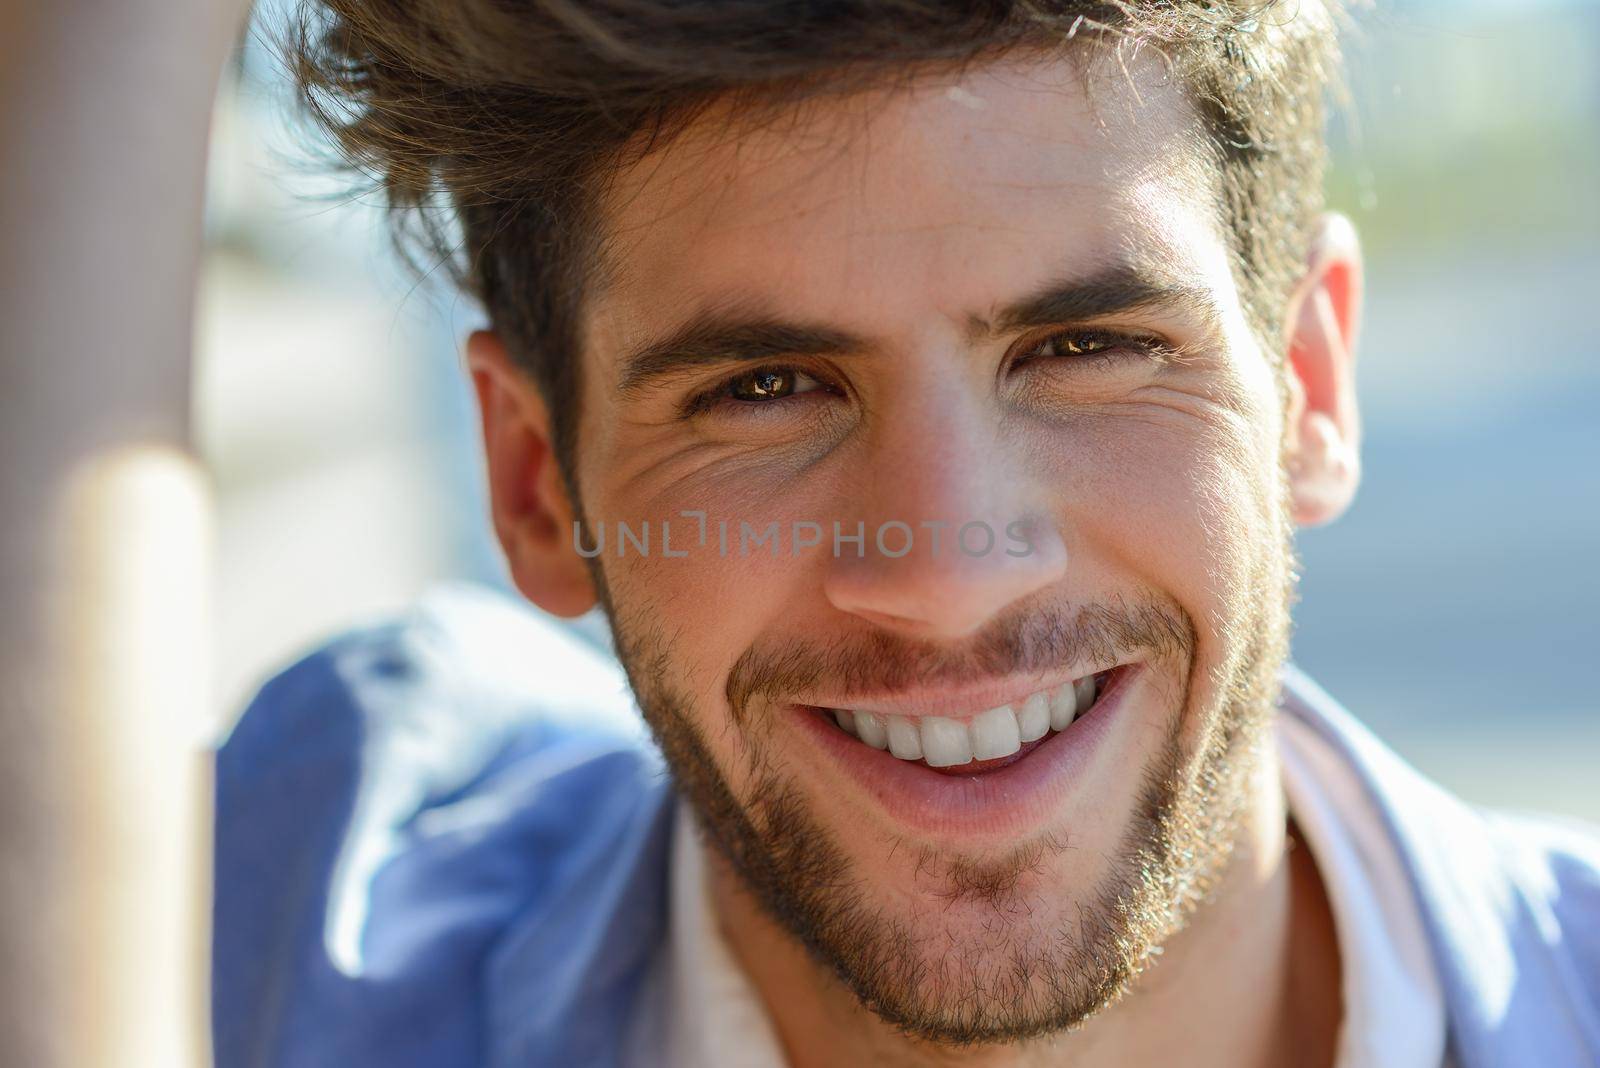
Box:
[1276,711,1448,1068]
[656,800,788,1068]
[638,718,1449,1067]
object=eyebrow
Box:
[617,309,864,398]
[615,263,1223,398]
[976,264,1223,342]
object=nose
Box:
[820,387,1069,641]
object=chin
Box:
[624,582,1288,1047]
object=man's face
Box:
[572,50,1296,1040]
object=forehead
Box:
[585,48,1232,370]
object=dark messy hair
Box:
[288,1,1346,470]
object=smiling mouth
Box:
[809,667,1120,775]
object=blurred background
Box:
[201,0,1600,819]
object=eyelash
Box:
[681,367,836,419]
[680,328,1166,418]
[1013,327,1168,372]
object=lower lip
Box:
[789,664,1139,840]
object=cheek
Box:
[583,457,844,777]
[1048,393,1283,658]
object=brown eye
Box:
[1038,331,1115,358]
[1015,328,1168,374]
[727,367,824,402]
[730,369,794,401]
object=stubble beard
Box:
[586,511,1296,1048]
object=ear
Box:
[1283,213,1364,527]
[466,330,598,617]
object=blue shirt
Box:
[213,583,1600,1067]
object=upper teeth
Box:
[831,676,1099,768]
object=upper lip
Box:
[789,660,1130,721]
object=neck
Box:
[704,742,1342,1068]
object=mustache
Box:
[725,593,1195,726]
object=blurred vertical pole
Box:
[0,0,251,1064]
[60,449,216,1067]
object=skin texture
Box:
[471,47,1360,1067]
